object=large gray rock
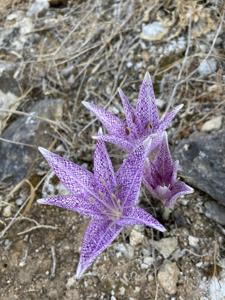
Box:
[175,129,225,207]
[0,99,63,185]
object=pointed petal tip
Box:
[159,224,167,232]
[176,103,184,111]
[75,262,85,280]
[82,100,91,109]
[144,71,152,82]
[38,146,48,154]
[37,198,47,205]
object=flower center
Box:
[98,177,123,221]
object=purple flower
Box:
[83,72,182,152]
[143,132,193,207]
[37,141,165,278]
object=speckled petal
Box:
[94,134,133,151]
[76,219,122,278]
[166,181,194,207]
[116,145,145,207]
[153,132,174,185]
[37,195,103,218]
[93,141,116,190]
[82,101,125,136]
[158,104,183,132]
[38,147,97,197]
[118,88,137,134]
[136,72,159,129]
[118,207,166,232]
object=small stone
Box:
[196,261,203,268]
[198,58,217,76]
[158,261,179,295]
[66,276,76,289]
[115,243,134,259]
[27,0,49,17]
[201,116,223,132]
[119,287,125,296]
[188,235,199,248]
[156,98,165,109]
[141,256,154,269]
[3,205,12,217]
[16,198,24,206]
[140,21,168,41]
[143,256,154,266]
[126,61,133,68]
[129,229,145,246]
[152,237,178,259]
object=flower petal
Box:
[153,132,174,185]
[166,181,194,207]
[38,147,97,197]
[93,141,116,190]
[158,104,183,132]
[116,145,145,208]
[118,207,166,232]
[37,195,103,218]
[76,219,122,278]
[82,101,125,136]
[93,134,133,152]
[118,88,137,134]
[136,72,159,129]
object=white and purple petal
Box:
[38,147,98,200]
[94,134,133,152]
[37,195,103,218]
[82,101,125,136]
[93,140,116,190]
[117,207,166,232]
[118,88,138,136]
[165,181,194,207]
[135,72,159,130]
[116,145,145,208]
[158,104,183,132]
[76,219,122,278]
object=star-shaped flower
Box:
[37,141,165,278]
[143,132,193,207]
[83,72,182,152]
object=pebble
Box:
[156,98,166,109]
[201,116,223,132]
[141,21,168,41]
[3,205,12,217]
[141,256,154,269]
[129,229,145,246]
[152,237,178,259]
[66,276,76,289]
[27,0,49,17]
[119,286,125,296]
[115,243,134,259]
[188,235,199,248]
[157,261,179,295]
[198,58,217,76]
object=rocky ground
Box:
[0,0,225,299]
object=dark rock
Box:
[174,129,225,207]
[49,0,68,7]
[203,201,225,226]
[0,99,63,185]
